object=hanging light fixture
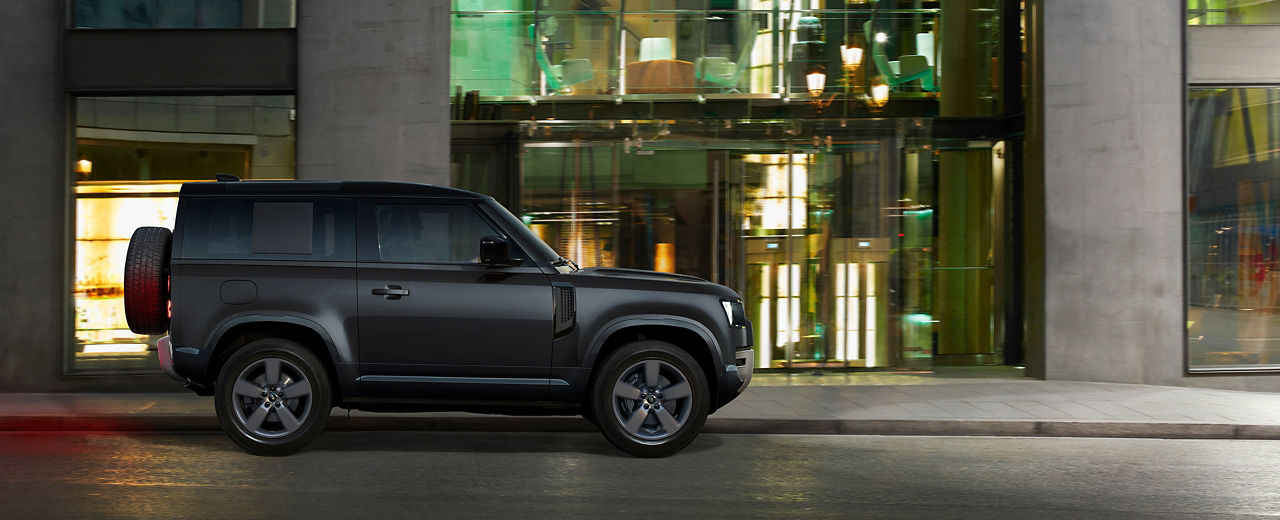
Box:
[840,45,863,75]
[75,159,92,178]
[806,71,827,99]
[868,78,889,111]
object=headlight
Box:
[721,299,746,327]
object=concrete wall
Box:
[296,1,450,184]
[0,1,65,391]
[1038,0,1280,391]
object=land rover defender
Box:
[124,177,753,457]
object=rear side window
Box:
[374,203,500,264]
[181,198,355,261]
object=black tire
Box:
[591,340,709,458]
[123,226,172,335]
[215,339,332,456]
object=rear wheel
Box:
[214,339,331,456]
[591,340,709,457]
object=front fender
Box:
[583,314,726,380]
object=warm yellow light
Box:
[869,81,890,110]
[81,344,149,354]
[840,45,864,67]
[806,72,826,98]
[654,243,675,273]
[75,159,92,174]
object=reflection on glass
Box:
[74,0,297,28]
[1188,0,1280,24]
[1188,88,1280,370]
[71,95,296,372]
[465,120,970,370]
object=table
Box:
[625,59,695,94]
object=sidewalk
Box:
[3,369,1280,439]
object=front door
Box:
[355,199,554,401]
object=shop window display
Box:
[71,95,295,372]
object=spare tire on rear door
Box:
[124,226,172,335]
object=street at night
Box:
[3,432,1278,519]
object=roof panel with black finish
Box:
[179,180,486,199]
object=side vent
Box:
[553,283,575,335]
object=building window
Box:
[73,0,297,29]
[71,95,295,373]
[1187,87,1280,371]
[1187,0,1280,24]
[450,0,1001,113]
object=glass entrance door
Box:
[722,138,920,370]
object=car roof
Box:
[180,180,488,199]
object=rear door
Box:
[355,198,555,401]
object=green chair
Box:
[529,24,593,94]
[694,20,760,93]
[863,20,936,92]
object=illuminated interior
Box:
[73,182,181,360]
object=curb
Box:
[2,415,1279,440]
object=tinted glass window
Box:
[181,198,354,260]
[375,204,499,264]
[74,0,296,28]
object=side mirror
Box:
[480,235,521,266]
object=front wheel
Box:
[591,340,709,457]
[214,339,332,456]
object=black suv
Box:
[124,177,753,457]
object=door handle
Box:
[372,285,410,299]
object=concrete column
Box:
[1037,0,1184,385]
[297,1,450,185]
[0,1,66,391]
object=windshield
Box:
[482,198,564,267]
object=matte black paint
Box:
[163,180,752,414]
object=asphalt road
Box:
[2,432,1279,519]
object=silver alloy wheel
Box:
[611,359,695,443]
[231,357,314,439]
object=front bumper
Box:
[733,348,754,392]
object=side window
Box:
[181,198,355,260]
[374,203,499,264]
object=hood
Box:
[568,267,743,300]
[573,267,709,284]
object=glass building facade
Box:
[452,0,1022,370]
